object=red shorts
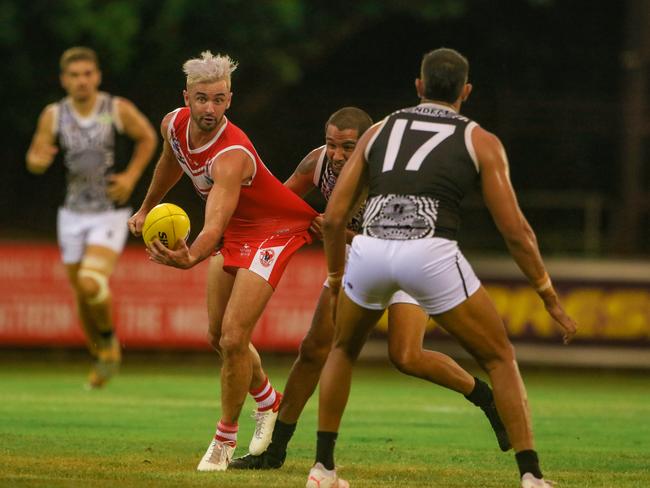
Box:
[219,231,311,289]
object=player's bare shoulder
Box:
[113,96,134,111]
[160,111,178,140]
[361,120,384,144]
[114,96,156,140]
[359,121,385,156]
[472,125,500,146]
[113,96,140,122]
[42,102,58,116]
[295,146,325,176]
[471,125,508,172]
[39,103,58,127]
[31,103,58,141]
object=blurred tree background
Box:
[1,0,648,255]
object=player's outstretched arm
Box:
[26,105,59,175]
[148,150,252,269]
[107,98,158,204]
[474,126,577,344]
[128,114,183,236]
[284,147,322,197]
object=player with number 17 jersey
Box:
[168,107,318,287]
[345,102,483,314]
[363,103,479,241]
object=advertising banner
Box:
[0,244,324,351]
[0,243,648,351]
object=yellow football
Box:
[142,203,191,249]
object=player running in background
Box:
[26,46,157,388]
[231,107,509,470]
[128,51,318,472]
[310,48,578,488]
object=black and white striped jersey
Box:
[312,146,365,233]
[362,103,480,240]
[54,92,123,212]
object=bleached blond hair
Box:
[183,51,238,89]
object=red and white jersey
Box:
[167,107,317,240]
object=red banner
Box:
[0,243,324,351]
[0,243,648,350]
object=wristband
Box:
[327,271,343,287]
[534,274,553,294]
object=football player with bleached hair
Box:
[129,51,320,473]
[183,50,238,88]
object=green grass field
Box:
[0,353,648,487]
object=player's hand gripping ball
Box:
[142,203,190,249]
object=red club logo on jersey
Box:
[259,249,275,267]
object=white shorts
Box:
[322,244,419,307]
[57,207,131,264]
[344,235,481,315]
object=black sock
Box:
[465,377,493,408]
[266,420,296,458]
[516,449,543,479]
[315,431,338,470]
[98,330,114,341]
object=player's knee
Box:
[388,347,419,375]
[480,342,516,373]
[77,269,110,305]
[297,336,329,368]
[218,332,248,358]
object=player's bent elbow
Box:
[26,160,46,175]
[146,126,159,147]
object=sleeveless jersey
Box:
[54,92,123,212]
[362,103,479,240]
[311,146,364,233]
[167,108,317,240]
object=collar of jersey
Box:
[186,116,229,154]
[417,102,457,113]
[66,92,106,124]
